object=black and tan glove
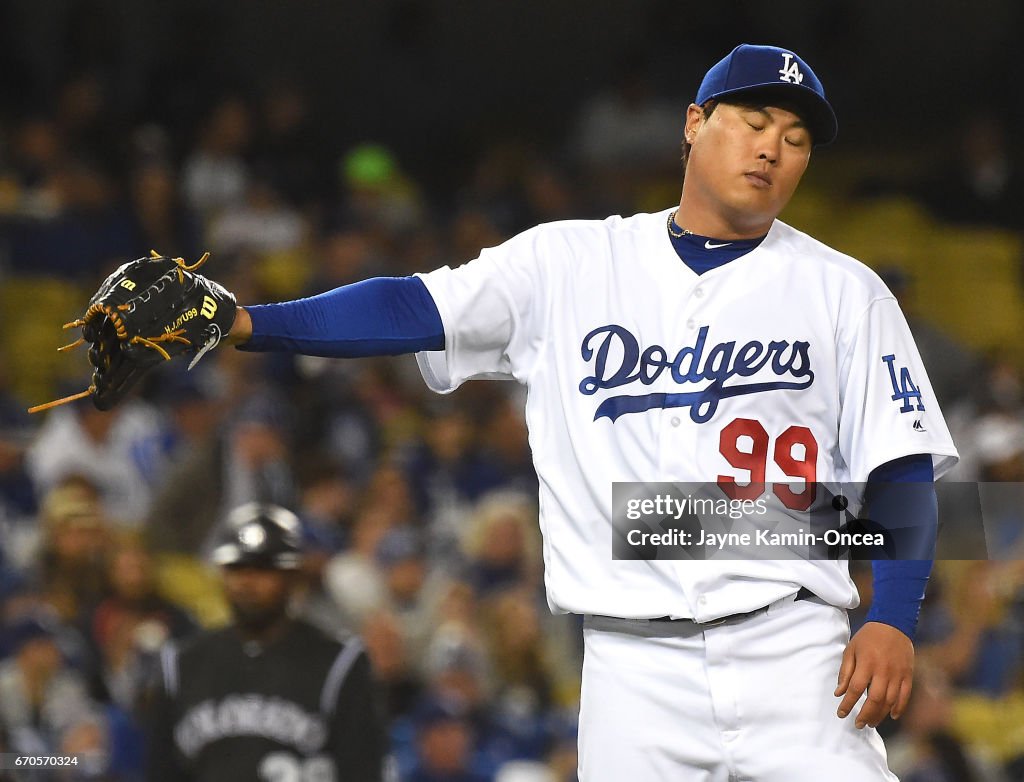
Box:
[30,251,236,413]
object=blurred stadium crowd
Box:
[0,57,1023,782]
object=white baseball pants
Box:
[578,595,899,781]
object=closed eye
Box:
[747,122,765,131]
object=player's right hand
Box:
[834,621,914,729]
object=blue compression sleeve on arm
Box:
[863,454,936,641]
[239,276,444,357]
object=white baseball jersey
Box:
[415,208,959,622]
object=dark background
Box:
[1,0,1020,192]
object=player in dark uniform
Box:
[145,503,389,781]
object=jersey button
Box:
[686,318,696,329]
[670,416,680,427]
[694,288,704,298]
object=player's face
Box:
[222,566,295,632]
[684,101,811,235]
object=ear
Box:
[684,103,708,144]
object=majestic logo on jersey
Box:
[579,325,814,423]
[174,694,327,758]
[882,354,925,412]
[778,53,804,84]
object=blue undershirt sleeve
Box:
[237,276,445,357]
[863,453,936,641]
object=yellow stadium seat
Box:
[0,276,90,405]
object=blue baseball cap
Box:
[696,44,837,146]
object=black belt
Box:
[647,587,818,625]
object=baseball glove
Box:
[29,251,237,413]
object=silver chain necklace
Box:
[666,209,693,238]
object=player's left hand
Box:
[834,621,914,729]
[28,251,236,414]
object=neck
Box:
[674,191,774,240]
[234,613,292,646]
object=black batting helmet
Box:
[211,503,304,570]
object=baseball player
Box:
[54,43,957,781]
[145,503,389,781]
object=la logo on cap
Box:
[779,53,804,85]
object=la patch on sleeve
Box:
[881,354,925,413]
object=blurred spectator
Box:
[365,462,420,527]
[917,111,1024,231]
[520,160,581,227]
[886,663,1007,782]
[294,453,355,556]
[153,369,224,458]
[0,613,98,757]
[124,160,203,262]
[63,704,146,781]
[181,97,252,218]
[287,455,361,632]
[287,368,383,485]
[571,53,681,209]
[455,142,533,236]
[573,57,681,171]
[86,534,195,712]
[477,394,538,499]
[411,611,571,777]
[449,209,505,266]
[55,72,121,177]
[337,143,424,235]
[146,389,296,555]
[375,526,447,658]
[363,610,424,722]
[208,177,307,259]
[251,78,325,207]
[306,226,386,291]
[402,406,509,562]
[918,562,1022,697]
[406,699,489,782]
[36,478,112,622]
[482,588,553,699]
[971,417,1024,573]
[323,505,393,628]
[480,589,562,762]
[209,176,311,300]
[422,621,492,712]
[26,400,167,526]
[348,361,420,455]
[949,356,1024,482]
[8,117,64,216]
[461,493,543,597]
[9,154,136,280]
